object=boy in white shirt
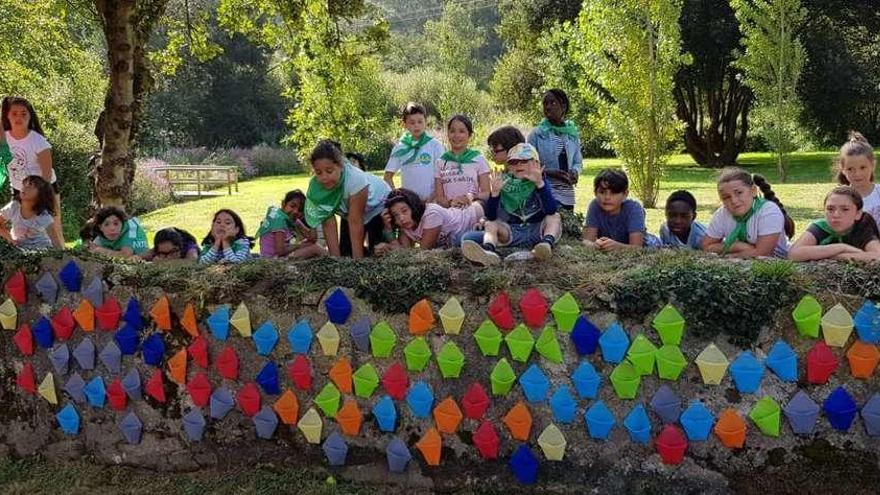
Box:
[384,102,445,201]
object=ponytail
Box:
[753,174,795,238]
[835,131,875,185]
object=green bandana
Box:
[538,118,579,138]
[0,142,11,187]
[255,206,295,239]
[500,174,536,214]
[304,167,346,228]
[723,197,766,253]
[440,148,480,172]
[812,219,850,245]
[391,132,432,165]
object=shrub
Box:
[249,144,301,176]
[128,158,173,216]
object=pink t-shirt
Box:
[434,154,490,201]
[403,202,483,248]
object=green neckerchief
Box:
[500,173,536,214]
[255,205,294,239]
[812,219,851,245]
[304,166,346,227]
[722,197,767,253]
[538,118,579,139]
[391,132,432,165]
[440,148,480,173]
[0,142,11,187]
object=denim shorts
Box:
[460,220,546,249]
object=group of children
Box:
[3,91,880,265]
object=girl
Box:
[659,190,707,249]
[305,140,391,258]
[199,209,252,264]
[0,175,59,249]
[256,190,324,259]
[527,89,583,210]
[789,186,880,261]
[702,168,794,258]
[433,115,490,208]
[141,228,199,262]
[376,188,483,253]
[88,206,149,257]
[1,97,64,246]
[834,131,880,228]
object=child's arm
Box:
[383,171,396,190]
[90,244,136,258]
[418,227,441,249]
[723,235,780,258]
[581,201,599,246]
[323,216,340,257]
[789,231,859,261]
[46,220,62,250]
[433,177,450,207]
[0,213,13,245]
[36,149,53,182]
[346,188,368,259]
[475,172,491,202]
[596,233,644,251]
[223,238,252,263]
[271,231,292,257]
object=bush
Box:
[249,144,301,176]
[150,145,300,180]
[128,158,173,216]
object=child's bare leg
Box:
[289,243,326,259]
[541,213,562,239]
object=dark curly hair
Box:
[384,188,426,227]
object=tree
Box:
[732,0,806,182]
[577,0,685,208]
[674,0,752,168]
[424,2,488,83]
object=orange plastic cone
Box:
[409,299,435,335]
[433,397,463,433]
[416,428,443,466]
[714,408,747,449]
[847,341,880,378]
[273,389,299,425]
[181,302,199,337]
[167,348,188,384]
[336,399,363,437]
[74,299,95,332]
[329,358,353,394]
[150,296,172,331]
[503,401,532,441]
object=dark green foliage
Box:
[559,208,585,240]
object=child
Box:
[582,169,656,250]
[141,228,199,262]
[701,168,793,258]
[88,206,149,257]
[377,188,483,252]
[384,102,445,200]
[834,131,880,228]
[659,190,707,249]
[789,186,880,261]
[487,126,526,166]
[1,97,64,246]
[306,140,391,258]
[460,143,560,266]
[527,89,583,210]
[345,152,365,170]
[256,190,324,259]
[199,209,252,264]
[0,175,59,249]
[433,115,490,208]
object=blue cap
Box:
[570,315,601,355]
[287,320,313,354]
[253,321,279,356]
[253,406,279,439]
[598,322,629,364]
[385,437,411,473]
[650,385,681,424]
[183,409,206,441]
[623,404,651,444]
[549,385,577,424]
[349,316,372,353]
[210,386,235,419]
[99,341,122,374]
[508,444,539,484]
[84,376,106,408]
[729,351,765,394]
[207,305,230,341]
[120,411,143,444]
[854,301,880,344]
[571,361,601,399]
[123,298,144,331]
[50,343,70,376]
[142,333,165,366]
[325,288,352,324]
[519,364,550,404]
[680,400,715,441]
[372,395,397,432]
[36,272,59,304]
[585,400,616,440]
[823,386,857,431]
[83,276,104,307]
[860,393,880,437]
[256,361,281,395]
[114,324,140,356]
[56,403,80,435]
[64,373,86,403]
[73,338,95,370]
[323,432,349,466]
[406,381,434,419]
[58,260,83,292]
[33,317,54,349]
[765,340,798,382]
[122,368,142,400]
[783,390,819,436]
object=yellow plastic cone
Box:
[537,423,567,461]
[297,407,323,444]
[317,322,340,356]
[821,303,853,347]
[231,302,252,337]
[438,297,465,335]
[38,373,57,405]
[0,298,17,330]
[695,343,729,385]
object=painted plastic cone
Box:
[656,425,688,464]
[854,301,880,343]
[236,382,261,417]
[107,378,127,411]
[142,332,166,366]
[860,393,880,436]
[714,409,746,448]
[462,382,490,419]
[792,295,822,338]
[288,355,313,391]
[52,307,75,341]
[385,437,411,473]
[183,409,206,441]
[571,315,601,355]
[216,346,240,380]
[695,343,728,385]
[253,321,279,356]
[0,298,16,330]
[120,412,142,444]
[39,373,58,404]
[550,292,579,333]
[599,322,629,364]
[505,324,535,362]
[765,340,798,382]
[437,341,465,378]
[729,351,765,393]
[115,324,141,356]
[82,276,103,307]
[210,387,235,419]
[207,305,230,340]
[503,401,532,441]
[96,297,121,331]
[181,302,199,337]
[415,428,442,466]
[509,445,539,485]
[473,320,503,356]
[316,321,340,356]
[409,298,434,335]
[473,421,500,459]
[623,404,651,444]
[58,260,82,292]
[145,371,166,403]
[4,270,26,304]
[64,373,86,403]
[547,386,577,426]
[188,335,209,369]
[519,288,548,328]
[487,292,515,331]
[49,343,70,376]
[653,304,685,345]
[406,381,435,418]
[846,340,879,378]
[381,362,409,400]
[369,321,397,358]
[123,298,143,330]
[784,390,820,436]
[17,363,36,394]
[823,386,857,431]
[168,348,187,384]
[36,272,58,304]
[335,399,362,436]
[610,361,641,399]
[85,376,108,407]
[187,372,212,407]
[13,324,33,356]
[324,288,352,324]
[571,361,601,399]
[98,341,121,374]
[650,385,681,423]
[680,400,715,441]
[584,400,616,440]
[121,368,141,400]
[490,358,516,396]
[57,404,80,435]
[656,345,688,381]
[372,395,397,432]
[73,299,95,332]
[822,303,853,347]
[519,364,550,403]
[231,302,251,337]
[297,407,323,444]
[287,319,313,354]
[329,358,353,393]
[627,334,657,375]
[403,337,432,371]
[349,317,371,352]
[256,361,280,395]
[537,423,566,461]
[273,389,299,425]
[433,397,463,433]
[806,341,838,384]
[535,326,563,363]
[150,296,172,331]
[353,363,379,398]
[438,296,465,335]
[34,317,54,349]
[749,396,781,437]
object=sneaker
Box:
[461,240,501,266]
[504,251,535,262]
[532,242,552,261]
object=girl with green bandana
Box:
[527,89,582,210]
[789,186,880,261]
[702,168,793,258]
[383,102,445,201]
[256,190,324,259]
[87,206,149,258]
[306,140,391,258]
[433,115,490,208]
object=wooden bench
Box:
[153,165,239,199]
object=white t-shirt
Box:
[0,200,53,249]
[4,131,56,190]
[860,184,880,229]
[433,154,490,201]
[384,136,445,200]
[706,200,789,257]
[402,202,483,248]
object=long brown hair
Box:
[835,131,875,185]
[718,167,795,238]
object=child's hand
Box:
[568,170,579,185]
[489,170,505,197]
[381,209,393,229]
[581,238,597,249]
[450,195,471,208]
[524,161,544,187]
[595,237,623,251]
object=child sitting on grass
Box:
[199,209,252,264]
[376,188,483,252]
[582,169,658,250]
[88,206,149,258]
[256,190,324,259]
[789,186,880,261]
[0,175,59,250]
[659,190,707,249]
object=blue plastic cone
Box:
[765,340,798,382]
[570,315,601,355]
[183,409,206,441]
[372,395,397,432]
[784,390,820,436]
[549,385,578,424]
[571,361,601,399]
[623,404,651,444]
[680,400,715,441]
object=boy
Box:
[384,102,445,201]
[487,125,526,166]
[461,143,561,266]
[582,168,655,250]
[659,190,706,249]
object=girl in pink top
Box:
[376,188,483,253]
[433,115,490,208]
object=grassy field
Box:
[139,151,838,243]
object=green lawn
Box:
[139,151,837,242]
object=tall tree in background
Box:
[675,0,751,168]
[424,2,488,83]
[732,0,805,182]
[578,0,684,208]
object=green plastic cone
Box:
[535,326,563,363]
[656,345,688,381]
[792,295,822,338]
[315,382,341,418]
[653,304,685,345]
[626,333,657,376]
[490,358,516,396]
[352,363,380,398]
[505,324,535,363]
[437,341,465,378]
[403,337,432,372]
[610,361,641,399]
[369,321,397,358]
[474,320,503,356]
[749,396,781,437]
[550,292,580,333]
